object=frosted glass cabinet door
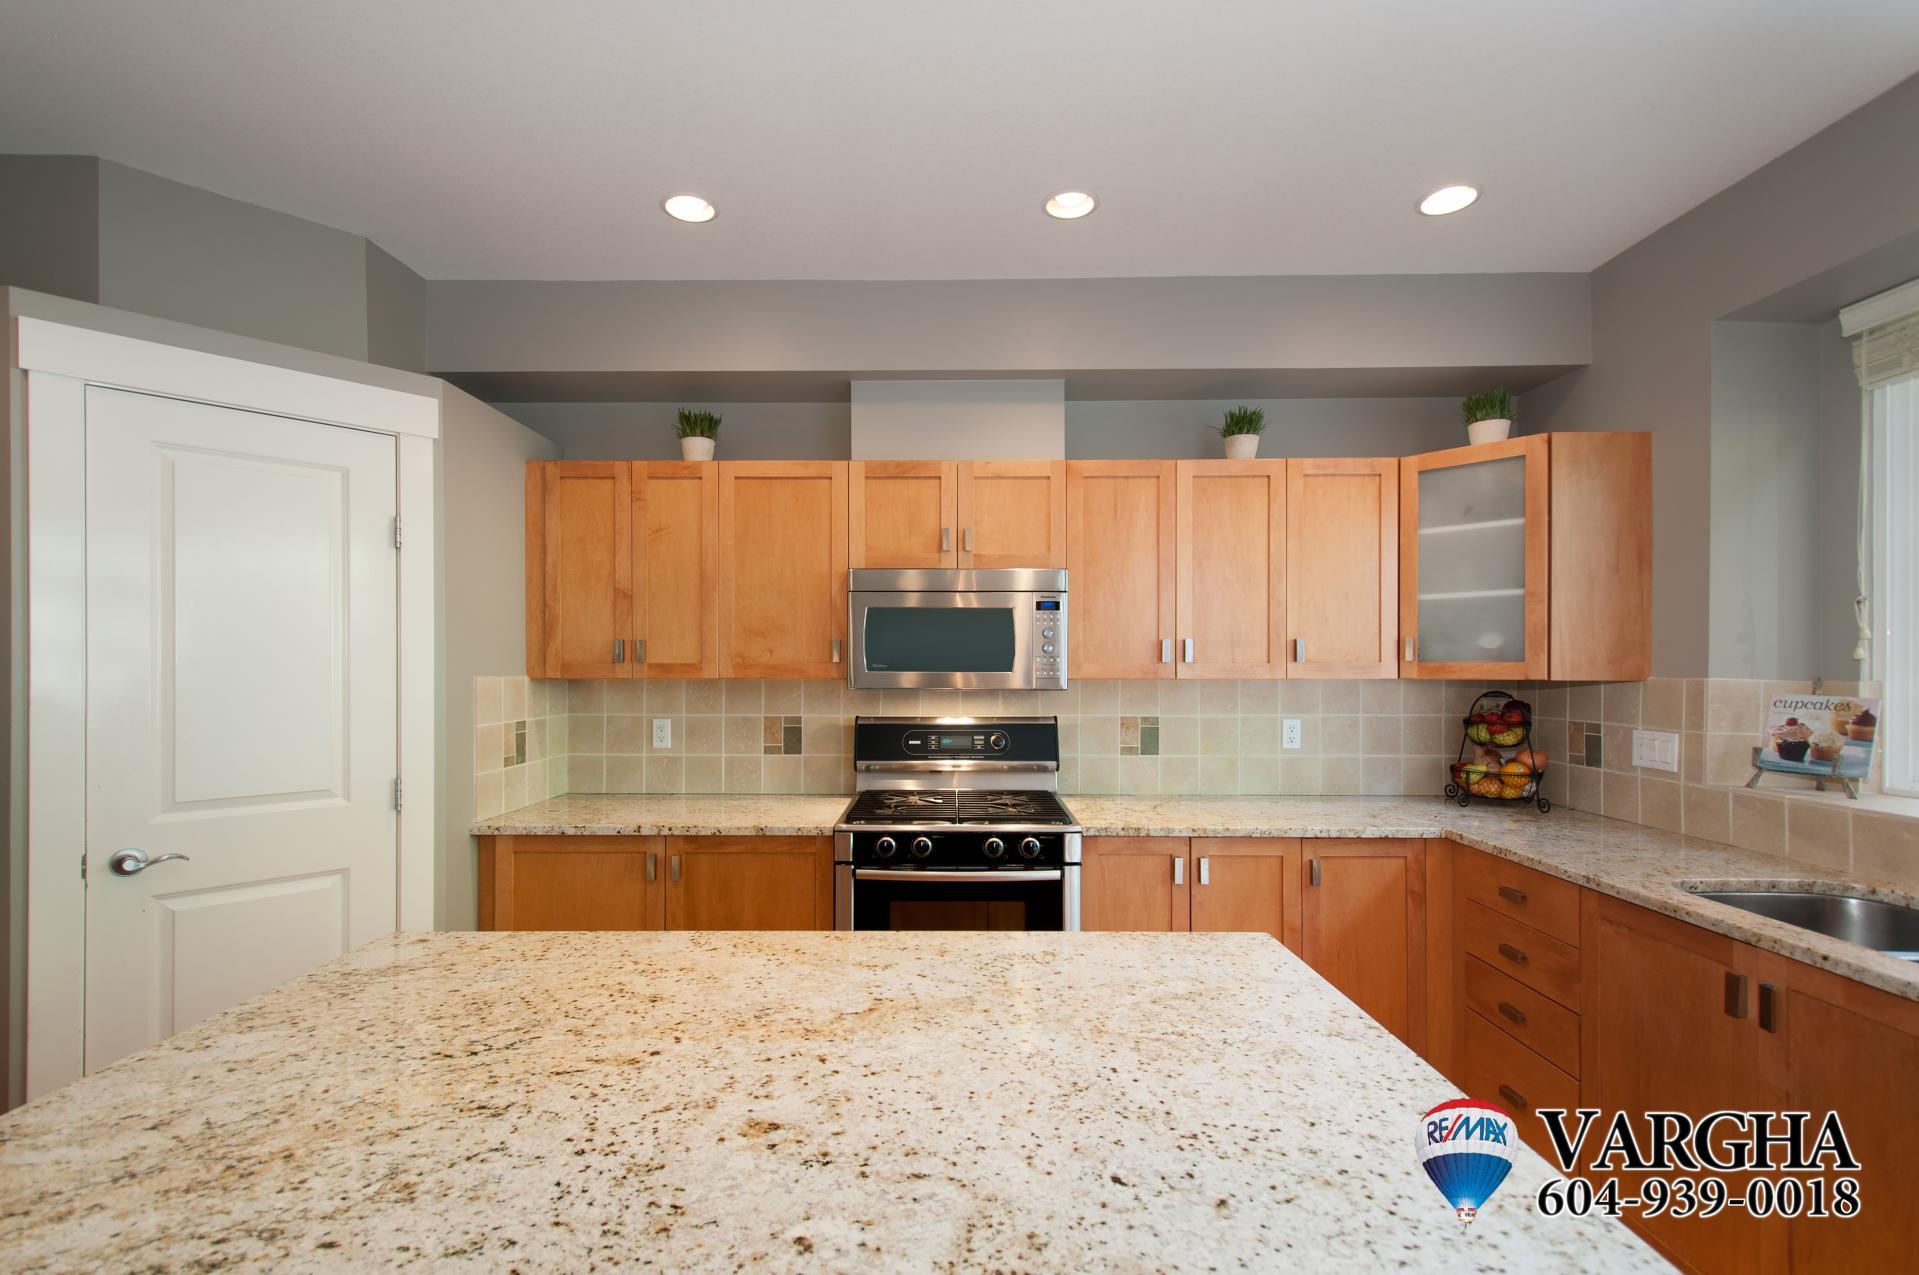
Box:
[1399,437,1548,679]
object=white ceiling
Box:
[3,1,1917,281]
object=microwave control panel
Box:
[1033,597,1065,689]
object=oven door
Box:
[848,591,1038,690]
[847,867,1069,931]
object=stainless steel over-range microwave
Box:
[846,569,1066,691]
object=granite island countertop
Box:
[0,930,1661,1272]
[475,794,1919,1000]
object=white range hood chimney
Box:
[850,379,1065,459]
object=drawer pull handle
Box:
[1496,1000,1527,1025]
[1496,942,1528,965]
[1497,1084,1528,1112]
[1497,885,1528,905]
[645,852,657,883]
[1724,971,1748,1019]
[1759,981,1777,1033]
[1309,858,1322,887]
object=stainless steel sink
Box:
[1688,888,1919,961]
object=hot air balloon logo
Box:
[1417,1099,1516,1225]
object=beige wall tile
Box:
[645,679,687,713]
[546,755,568,795]
[1120,755,1161,795]
[1238,680,1279,715]
[604,715,649,755]
[502,676,529,722]
[474,770,504,820]
[1568,766,1602,813]
[475,676,504,727]
[1639,778,1682,833]
[685,755,723,793]
[801,680,844,714]
[1361,716,1400,756]
[1120,681,1160,714]
[1197,681,1237,715]
[1706,734,1754,786]
[476,723,504,773]
[1682,785,1731,844]
[1641,679,1683,731]
[1199,756,1238,793]
[1081,714,1121,756]
[1403,715,1447,755]
[723,714,763,755]
[686,679,726,714]
[1681,731,1705,785]
[1526,683,1568,720]
[1360,681,1401,715]
[1683,679,1706,732]
[1852,812,1919,890]
[1786,801,1852,871]
[764,755,804,794]
[645,757,685,794]
[570,715,606,755]
[1241,715,1280,755]
[1601,724,1635,774]
[1159,755,1199,794]
[1159,679,1203,714]
[725,680,764,713]
[603,680,645,714]
[1080,681,1119,714]
[803,756,851,795]
[1200,717,1241,757]
[502,764,527,812]
[686,715,723,755]
[1321,758,1362,794]
[1539,764,1569,807]
[569,755,605,794]
[1079,756,1119,794]
[1568,683,1603,721]
[1704,679,1764,734]
[1279,680,1322,714]
[1602,681,1642,726]
[1159,715,1199,757]
[1237,756,1279,794]
[1400,681,1443,714]
[604,756,646,792]
[723,756,763,793]
[1403,755,1446,797]
[1729,791,1787,856]
[1361,756,1401,796]
[1603,771,1640,823]
[763,680,804,713]
[1279,755,1321,794]
[568,680,605,713]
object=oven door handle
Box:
[852,868,1063,883]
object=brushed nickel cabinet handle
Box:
[670,854,682,884]
[645,852,657,882]
[613,638,625,663]
[963,527,974,552]
[1724,971,1748,1019]
[1497,885,1528,905]
[1404,636,1415,662]
[1172,857,1184,886]
[941,526,952,552]
[1497,1084,1528,1112]
[1496,942,1528,965]
[1198,857,1210,887]
[1182,637,1194,663]
[1160,638,1172,663]
[635,639,646,665]
[1497,1000,1527,1025]
[1309,858,1322,887]
[1758,982,1777,1033]
[831,638,842,663]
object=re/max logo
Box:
[1427,1114,1511,1146]
[1535,1110,1859,1173]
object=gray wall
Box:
[428,274,1591,376]
[436,386,556,930]
[498,402,852,460]
[0,156,98,302]
[1532,72,1919,676]
[365,242,427,374]
[851,380,1065,459]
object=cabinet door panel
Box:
[664,836,833,930]
[635,462,719,678]
[1067,461,1175,679]
[528,462,631,679]
[1286,458,1397,678]
[1301,840,1425,1048]
[1190,838,1299,948]
[1549,433,1651,680]
[1081,837,1190,932]
[851,461,955,568]
[956,460,1066,568]
[481,836,662,931]
[1175,462,1284,679]
[718,463,848,679]
[1582,894,1774,1273]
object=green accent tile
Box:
[1586,731,1603,768]
[783,724,803,754]
[1139,725,1160,757]
[1120,744,1140,756]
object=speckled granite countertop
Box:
[476,793,1919,1000]
[0,931,1659,1272]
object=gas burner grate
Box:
[955,790,1074,824]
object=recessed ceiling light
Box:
[662,193,717,223]
[1417,184,1479,216]
[1045,190,1097,220]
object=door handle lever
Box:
[109,849,190,877]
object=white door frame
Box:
[16,316,440,1100]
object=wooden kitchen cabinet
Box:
[664,836,835,930]
[1080,837,1191,932]
[956,460,1067,568]
[1398,433,1650,682]
[1286,458,1398,678]
[718,462,848,678]
[525,461,631,679]
[1173,461,1286,678]
[850,460,956,568]
[1301,839,1425,1050]
[1190,837,1301,948]
[479,835,663,930]
[633,462,720,677]
[1067,461,1176,679]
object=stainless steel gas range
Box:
[833,716,1081,931]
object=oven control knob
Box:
[1018,837,1043,860]
[911,836,935,859]
[982,837,1007,860]
[1041,643,1055,654]
[988,731,1007,749]
[1041,627,1055,639]
[874,836,898,859]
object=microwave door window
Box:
[864,607,1015,672]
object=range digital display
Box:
[1036,600,1061,611]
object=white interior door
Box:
[83,386,400,1072]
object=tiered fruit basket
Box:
[1446,690,1551,812]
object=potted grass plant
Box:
[1218,405,1265,460]
[676,409,721,461]
[1462,389,1514,445]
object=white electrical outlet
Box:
[1283,718,1303,750]
[653,718,672,748]
[1631,729,1678,773]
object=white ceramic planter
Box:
[680,435,716,461]
[1466,418,1512,446]
[1223,434,1261,460]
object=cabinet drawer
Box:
[1458,848,1581,946]
[1462,1010,1578,1159]
[1462,955,1580,1077]
[1460,899,1581,1008]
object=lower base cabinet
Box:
[479,835,833,931]
[1300,839,1424,1049]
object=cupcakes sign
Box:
[1759,694,1878,780]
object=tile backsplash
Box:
[471,672,1916,890]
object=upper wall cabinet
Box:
[526,461,719,679]
[956,461,1067,568]
[849,460,956,568]
[1286,458,1398,678]
[1068,461,1177,679]
[1398,433,1650,682]
[1173,460,1286,678]
[526,461,631,679]
[718,462,848,679]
